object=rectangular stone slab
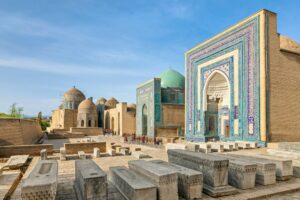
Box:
[167,149,237,197]
[78,151,86,159]
[237,141,257,148]
[131,151,151,159]
[216,155,257,189]
[252,154,293,180]
[236,142,251,149]
[198,143,212,153]
[21,160,58,200]
[186,143,199,152]
[222,154,276,185]
[293,160,300,178]
[40,149,47,160]
[165,143,186,151]
[128,160,178,200]
[60,147,66,161]
[74,159,107,200]
[5,155,29,169]
[93,147,100,158]
[208,143,224,152]
[110,166,157,200]
[150,160,203,200]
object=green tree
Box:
[9,103,24,118]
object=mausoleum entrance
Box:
[203,71,230,141]
[142,104,148,136]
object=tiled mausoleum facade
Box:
[185,10,300,145]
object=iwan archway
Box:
[203,71,230,141]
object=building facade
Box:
[185,10,300,145]
[136,68,185,138]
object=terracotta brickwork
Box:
[268,18,300,142]
[0,118,42,146]
[0,144,53,157]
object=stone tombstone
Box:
[165,143,186,151]
[226,159,257,189]
[93,147,100,158]
[74,159,107,200]
[167,149,237,197]
[186,143,200,152]
[78,151,86,159]
[60,147,66,161]
[108,149,116,156]
[110,166,157,200]
[21,160,58,200]
[120,148,130,155]
[150,160,203,200]
[131,151,151,159]
[222,154,276,185]
[40,149,47,160]
[251,154,293,180]
[128,160,178,200]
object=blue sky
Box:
[0,0,299,116]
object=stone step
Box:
[167,149,237,197]
[109,166,157,200]
[74,159,107,200]
[221,154,276,185]
[150,160,203,200]
[128,160,178,200]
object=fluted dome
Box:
[78,97,97,114]
[62,86,86,109]
[96,97,107,105]
[159,68,185,89]
[63,86,85,102]
[105,97,119,108]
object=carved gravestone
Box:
[167,149,237,197]
[40,149,47,160]
[110,166,157,200]
[74,159,107,200]
[128,160,178,200]
[21,160,58,200]
[150,160,203,200]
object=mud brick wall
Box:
[64,142,106,154]
[0,144,54,157]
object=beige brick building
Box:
[185,10,300,145]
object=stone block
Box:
[5,155,29,169]
[165,143,186,151]
[109,166,156,200]
[60,147,66,161]
[128,160,178,200]
[223,154,276,185]
[220,143,234,151]
[198,143,211,153]
[112,144,121,150]
[108,149,116,156]
[209,143,224,152]
[40,149,47,160]
[93,147,100,158]
[74,159,107,200]
[21,160,58,200]
[78,151,86,159]
[253,154,293,180]
[167,149,237,197]
[236,142,251,149]
[131,151,151,159]
[150,160,203,200]
[186,143,199,152]
[218,157,257,189]
[120,148,130,155]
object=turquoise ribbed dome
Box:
[159,68,185,89]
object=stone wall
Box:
[70,127,103,136]
[0,118,42,146]
[161,104,184,128]
[155,127,178,138]
[268,13,300,142]
[64,142,106,154]
[0,144,53,157]
[50,109,77,130]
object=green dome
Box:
[159,68,185,89]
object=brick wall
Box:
[0,144,53,157]
[0,118,42,146]
[268,12,300,142]
[161,104,184,127]
[64,142,106,154]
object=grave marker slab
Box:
[74,159,107,200]
[21,160,58,200]
[110,166,156,200]
[150,160,203,200]
[128,160,178,200]
[167,149,237,197]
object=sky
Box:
[0,0,299,116]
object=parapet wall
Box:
[70,127,103,136]
[0,144,53,157]
[0,118,42,146]
[64,142,106,154]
